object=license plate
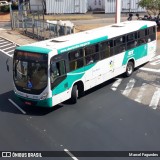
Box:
[25,101,32,105]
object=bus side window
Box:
[99,41,111,60]
[127,32,137,50]
[138,29,147,39]
[50,60,66,83]
[114,36,126,54]
[137,38,146,46]
[69,49,84,71]
[147,26,156,42]
[127,40,137,50]
[137,29,148,46]
[85,44,99,65]
[127,32,137,42]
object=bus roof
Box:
[16,20,156,55]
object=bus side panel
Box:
[134,40,156,67]
[52,89,71,106]
[122,44,148,68]
[51,70,85,105]
[83,56,115,91]
[113,52,126,77]
[134,44,148,67]
[146,40,157,60]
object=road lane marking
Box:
[1,51,13,57]
[0,41,9,45]
[140,67,160,73]
[122,78,136,97]
[150,55,160,61]
[135,83,147,103]
[8,99,26,114]
[7,49,15,53]
[111,78,122,91]
[0,43,12,48]
[3,45,16,51]
[0,36,20,46]
[149,88,160,110]
[150,60,160,66]
[64,149,79,160]
[0,39,6,42]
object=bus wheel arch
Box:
[125,59,135,77]
[70,81,84,104]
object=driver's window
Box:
[50,60,66,84]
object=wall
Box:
[46,0,87,14]
[88,0,105,11]
[105,0,145,13]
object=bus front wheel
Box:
[70,85,78,104]
[125,61,134,77]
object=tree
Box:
[138,0,160,17]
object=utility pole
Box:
[9,2,13,29]
[115,0,121,24]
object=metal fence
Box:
[11,10,74,40]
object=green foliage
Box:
[0,5,9,13]
[138,0,160,15]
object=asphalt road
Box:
[0,39,160,160]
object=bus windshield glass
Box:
[13,51,48,94]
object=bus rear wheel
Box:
[70,85,78,104]
[125,61,134,77]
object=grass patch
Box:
[31,13,101,21]
[44,14,96,21]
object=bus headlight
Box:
[40,93,48,100]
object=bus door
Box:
[50,55,69,105]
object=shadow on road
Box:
[0,90,64,116]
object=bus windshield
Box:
[13,51,48,94]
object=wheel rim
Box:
[76,89,78,98]
[127,65,133,75]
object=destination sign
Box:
[16,51,47,61]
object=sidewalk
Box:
[0,13,10,22]
[0,30,37,45]
[0,13,36,45]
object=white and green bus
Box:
[13,20,157,107]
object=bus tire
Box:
[125,61,134,77]
[70,85,78,104]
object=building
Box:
[88,0,105,11]
[29,0,145,14]
[29,0,88,14]
[88,0,145,13]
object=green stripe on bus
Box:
[37,98,52,107]
[58,36,108,54]
[122,44,148,65]
[52,63,95,95]
[16,46,52,54]
[140,25,148,30]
